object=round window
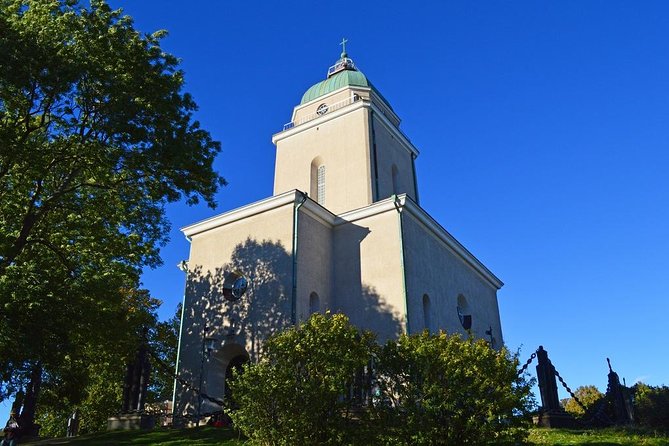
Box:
[316,103,329,116]
[223,271,249,302]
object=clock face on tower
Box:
[316,103,329,115]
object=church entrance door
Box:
[224,354,249,409]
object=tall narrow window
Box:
[422,294,432,332]
[309,292,320,315]
[457,294,472,330]
[392,164,399,195]
[317,165,326,205]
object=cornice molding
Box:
[336,195,502,289]
[181,190,299,238]
[369,103,420,157]
[272,99,367,144]
[300,198,336,226]
[400,196,504,290]
[182,191,502,290]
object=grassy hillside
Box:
[528,427,669,446]
[23,426,669,445]
[23,426,244,446]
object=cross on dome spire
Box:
[327,39,356,78]
[340,37,348,58]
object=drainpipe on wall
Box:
[291,191,308,325]
[393,195,410,335]
[171,260,189,423]
[411,152,419,205]
[370,109,380,202]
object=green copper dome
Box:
[300,69,370,105]
[299,47,394,111]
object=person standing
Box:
[0,411,21,446]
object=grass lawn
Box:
[21,426,669,445]
[23,426,245,446]
[528,427,669,446]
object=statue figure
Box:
[606,358,633,424]
[121,341,151,413]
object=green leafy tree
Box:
[229,312,378,446]
[35,288,164,436]
[147,303,180,404]
[36,299,180,436]
[374,331,533,445]
[560,385,604,417]
[0,0,224,429]
[633,383,669,430]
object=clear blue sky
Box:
[119,0,668,397]
[12,1,661,419]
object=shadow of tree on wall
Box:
[174,237,292,419]
[173,235,403,419]
[356,283,403,343]
[333,221,403,342]
[189,237,293,351]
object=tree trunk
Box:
[19,363,42,437]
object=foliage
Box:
[633,383,669,431]
[36,292,180,437]
[0,0,223,427]
[560,385,605,417]
[147,303,180,404]
[229,312,377,446]
[374,330,533,445]
[230,314,532,446]
[37,346,125,436]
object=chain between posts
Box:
[517,351,537,377]
[147,348,225,407]
[553,366,588,413]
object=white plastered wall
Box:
[175,202,295,417]
[401,211,504,346]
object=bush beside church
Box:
[229,312,533,446]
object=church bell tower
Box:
[174,43,505,422]
[272,45,420,215]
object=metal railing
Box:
[283,94,361,131]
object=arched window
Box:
[422,294,432,332]
[224,354,249,403]
[391,164,399,195]
[317,165,326,205]
[457,294,472,330]
[310,157,325,206]
[309,292,320,315]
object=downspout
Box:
[393,195,410,335]
[291,191,308,325]
[172,259,189,421]
[411,153,419,205]
[370,109,380,202]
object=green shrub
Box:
[634,383,669,430]
[374,331,533,445]
[560,385,605,417]
[231,314,532,445]
[229,312,377,446]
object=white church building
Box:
[173,48,504,418]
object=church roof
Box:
[301,69,369,104]
[300,47,393,110]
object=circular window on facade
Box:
[223,271,249,302]
[316,103,329,116]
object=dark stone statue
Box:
[606,358,634,424]
[536,346,560,411]
[533,346,576,428]
[121,343,151,414]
